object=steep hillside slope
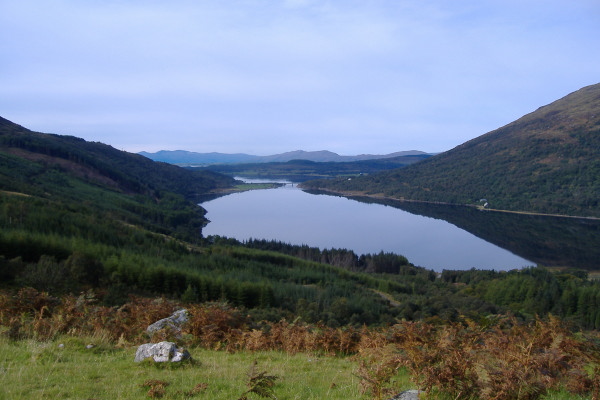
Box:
[0,117,235,201]
[302,83,600,217]
[0,116,236,241]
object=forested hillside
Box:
[301,83,600,217]
[0,117,235,203]
[0,116,431,326]
[2,116,600,332]
[0,117,242,242]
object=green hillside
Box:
[0,116,431,326]
[301,83,600,217]
[0,116,239,242]
[2,115,600,332]
[2,118,600,400]
[0,117,235,202]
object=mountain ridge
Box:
[0,116,235,202]
[139,149,431,165]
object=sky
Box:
[1,1,599,155]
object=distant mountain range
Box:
[302,83,600,218]
[199,154,432,182]
[139,149,431,165]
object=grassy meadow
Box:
[0,335,593,400]
[0,335,411,400]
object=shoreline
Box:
[301,187,600,221]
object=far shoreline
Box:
[299,186,600,221]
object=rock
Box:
[134,341,191,363]
[387,390,421,400]
[147,309,189,335]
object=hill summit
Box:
[0,115,236,242]
[302,83,600,218]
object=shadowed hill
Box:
[0,116,236,241]
[0,116,235,201]
[302,83,600,217]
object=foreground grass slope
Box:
[0,338,367,400]
[0,293,597,400]
[302,83,600,217]
[0,338,589,400]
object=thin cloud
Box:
[1,0,599,154]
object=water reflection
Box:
[319,192,600,270]
[200,185,535,271]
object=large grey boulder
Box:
[147,309,189,334]
[134,341,191,363]
[387,390,421,400]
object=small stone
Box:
[86,344,95,349]
[387,390,421,400]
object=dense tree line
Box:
[442,267,600,329]
[242,238,417,274]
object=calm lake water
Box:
[200,181,534,271]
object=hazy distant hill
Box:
[256,149,429,163]
[201,154,431,182]
[302,83,600,218]
[138,150,262,164]
[140,149,430,165]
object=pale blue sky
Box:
[1,0,599,155]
